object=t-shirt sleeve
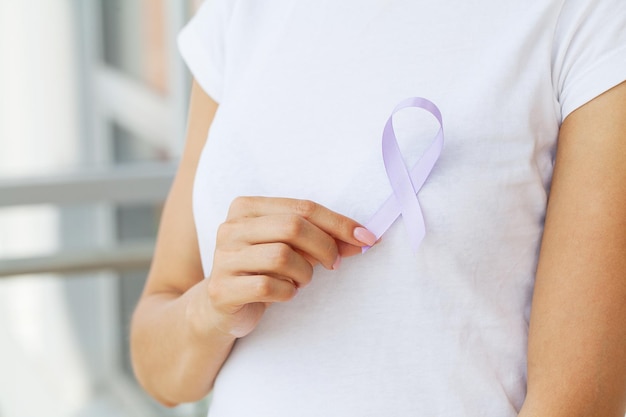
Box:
[177,0,231,102]
[552,0,626,121]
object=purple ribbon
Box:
[363,97,444,253]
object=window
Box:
[0,1,206,416]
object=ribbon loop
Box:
[363,97,444,253]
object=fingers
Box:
[219,215,340,270]
[206,196,378,337]
[209,274,298,309]
[220,243,314,288]
[227,196,377,248]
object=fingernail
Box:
[332,255,342,270]
[353,227,377,246]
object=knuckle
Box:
[293,199,317,218]
[300,264,314,287]
[216,219,246,246]
[253,276,273,298]
[215,222,232,243]
[280,286,298,302]
[268,243,292,268]
[213,248,236,273]
[282,215,304,239]
[228,196,252,217]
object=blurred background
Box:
[0,0,207,416]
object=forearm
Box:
[521,207,626,417]
[519,262,626,417]
[130,279,235,406]
[519,224,626,417]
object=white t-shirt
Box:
[178,1,626,416]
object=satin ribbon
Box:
[363,97,444,253]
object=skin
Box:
[518,81,626,417]
[131,79,626,414]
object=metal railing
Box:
[0,163,176,206]
[0,163,176,277]
[0,243,156,277]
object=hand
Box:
[204,196,378,338]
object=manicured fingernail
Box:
[332,255,342,270]
[353,227,377,246]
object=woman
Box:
[131,1,626,415]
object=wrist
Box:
[184,279,236,346]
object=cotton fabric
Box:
[178,1,626,415]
